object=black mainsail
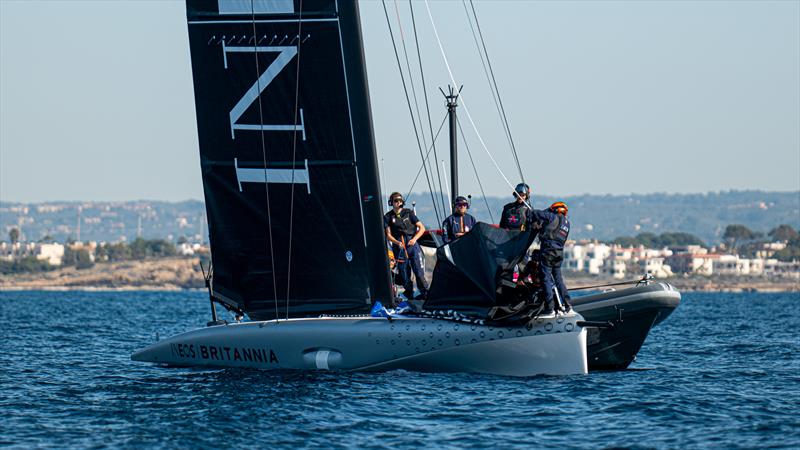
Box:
[186,0,390,320]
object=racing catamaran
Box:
[133,0,679,375]
[132,0,589,376]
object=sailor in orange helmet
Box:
[531,201,571,315]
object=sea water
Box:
[0,290,798,449]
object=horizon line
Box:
[1,188,799,205]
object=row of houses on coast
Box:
[0,241,205,266]
[563,242,799,279]
[3,238,798,280]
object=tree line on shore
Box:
[2,224,798,275]
[610,224,799,261]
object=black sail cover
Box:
[186,0,391,320]
[423,223,536,316]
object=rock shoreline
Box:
[1,257,797,293]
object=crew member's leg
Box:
[537,262,556,314]
[406,244,428,298]
[393,243,413,298]
[552,264,571,312]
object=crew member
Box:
[441,196,477,244]
[532,201,571,314]
[499,183,533,230]
[384,192,428,300]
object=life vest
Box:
[539,213,570,264]
[386,208,416,240]
[501,202,529,230]
[442,213,476,243]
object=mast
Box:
[442,85,461,204]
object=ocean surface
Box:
[1,290,798,449]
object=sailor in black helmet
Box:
[441,196,477,244]
[384,192,428,300]
[499,183,533,230]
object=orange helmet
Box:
[550,201,568,215]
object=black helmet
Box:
[388,192,405,206]
[514,183,530,198]
[453,196,469,209]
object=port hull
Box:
[572,282,681,370]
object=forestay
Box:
[186,0,390,320]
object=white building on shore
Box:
[564,241,797,279]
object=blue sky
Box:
[1,0,798,202]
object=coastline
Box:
[1,257,797,293]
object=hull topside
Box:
[133,314,588,377]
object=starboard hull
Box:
[132,313,588,377]
[572,282,680,370]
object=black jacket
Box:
[499,201,533,230]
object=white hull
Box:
[132,313,588,377]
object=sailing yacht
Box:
[132,0,590,376]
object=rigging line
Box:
[392,0,443,219]
[382,0,442,226]
[457,116,495,223]
[405,112,448,199]
[250,0,280,321]
[468,0,524,184]
[440,159,452,215]
[285,0,304,321]
[408,0,448,210]
[380,158,388,209]
[422,0,531,211]
[462,1,514,171]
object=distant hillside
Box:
[0,200,207,244]
[2,191,797,245]
[402,190,800,244]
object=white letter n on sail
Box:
[224,44,306,140]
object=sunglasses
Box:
[455,203,468,208]
[393,199,403,203]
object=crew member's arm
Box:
[409,221,426,247]
[385,227,404,248]
[530,208,546,230]
[441,218,451,244]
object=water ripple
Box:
[0,291,798,449]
